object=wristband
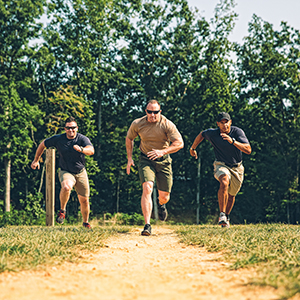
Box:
[80,146,84,152]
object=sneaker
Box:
[221,218,230,228]
[56,209,66,224]
[218,212,227,226]
[83,222,92,229]
[157,198,168,221]
[141,224,151,236]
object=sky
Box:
[187,0,300,43]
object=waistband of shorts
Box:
[61,168,85,175]
[140,152,169,162]
[216,161,242,168]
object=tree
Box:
[0,0,46,211]
[235,15,300,223]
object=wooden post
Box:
[196,154,201,225]
[45,149,55,226]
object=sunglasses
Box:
[65,126,77,130]
[146,110,160,115]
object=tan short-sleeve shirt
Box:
[127,115,182,154]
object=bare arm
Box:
[147,137,184,160]
[73,144,95,156]
[126,137,135,175]
[189,132,205,159]
[31,140,46,169]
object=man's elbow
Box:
[245,145,252,155]
[179,139,184,150]
[89,147,95,156]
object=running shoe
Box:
[221,218,230,228]
[83,222,92,229]
[218,212,227,226]
[156,198,168,221]
[141,224,151,236]
[56,209,66,224]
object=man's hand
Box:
[73,145,83,152]
[190,148,198,159]
[147,149,165,160]
[31,161,40,170]
[126,158,135,175]
[220,133,233,144]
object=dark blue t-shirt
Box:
[202,126,249,165]
[44,133,93,174]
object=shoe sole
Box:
[218,219,227,225]
[221,224,230,228]
[141,230,151,236]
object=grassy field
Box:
[176,223,300,299]
[0,225,130,272]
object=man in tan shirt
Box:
[126,100,184,235]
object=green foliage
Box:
[0,210,45,227]
[177,224,300,299]
[114,212,145,225]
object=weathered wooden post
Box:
[45,149,55,226]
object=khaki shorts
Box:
[138,155,173,193]
[213,161,244,196]
[58,169,90,197]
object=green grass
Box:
[175,223,300,299]
[0,225,130,272]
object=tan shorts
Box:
[58,169,90,197]
[138,155,173,193]
[213,161,244,196]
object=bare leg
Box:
[60,179,74,210]
[218,174,230,213]
[141,181,154,224]
[78,195,90,223]
[225,194,235,215]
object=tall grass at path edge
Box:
[176,223,300,300]
[0,225,130,273]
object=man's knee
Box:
[219,174,230,188]
[78,195,89,205]
[61,181,73,193]
[142,181,153,195]
[158,191,170,204]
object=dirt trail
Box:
[0,226,284,300]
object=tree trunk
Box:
[4,157,11,212]
[96,100,102,157]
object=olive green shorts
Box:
[213,161,244,196]
[138,155,173,193]
[58,168,90,197]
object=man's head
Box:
[145,100,161,123]
[64,116,78,139]
[216,112,232,133]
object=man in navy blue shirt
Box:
[31,117,94,228]
[190,112,252,228]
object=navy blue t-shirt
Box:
[202,126,249,165]
[44,133,93,174]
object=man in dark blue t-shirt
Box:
[31,116,94,228]
[190,112,252,228]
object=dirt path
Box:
[0,225,283,300]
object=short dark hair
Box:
[146,99,161,109]
[65,116,77,126]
